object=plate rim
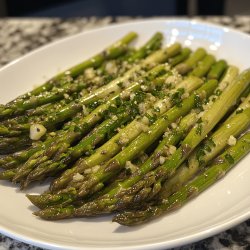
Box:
[0,209,249,250]
[0,18,250,250]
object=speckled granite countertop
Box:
[0,16,250,250]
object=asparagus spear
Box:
[1,94,77,126]
[0,65,169,170]
[27,63,240,218]
[0,169,17,180]
[190,54,216,78]
[0,34,164,125]
[127,32,163,63]
[76,80,218,198]
[64,43,180,106]
[175,48,207,75]
[0,43,181,137]
[168,48,191,67]
[6,101,137,183]
[2,32,137,108]
[0,33,163,134]
[10,95,142,183]
[85,32,163,81]
[0,65,112,133]
[75,77,250,216]
[22,92,151,187]
[207,60,227,80]
[29,79,218,216]
[10,65,170,183]
[56,112,200,216]
[24,73,202,188]
[0,82,89,128]
[0,98,79,137]
[71,66,239,210]
[0,61,144,139]
[159,94,250,199]
[113,132,250,226]
[43,79,217,203]
[50,74,204,192]
[0,135,33,154]
[111,67,249,207]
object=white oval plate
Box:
[0,19,250,250]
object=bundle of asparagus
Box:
[0,32,250,226]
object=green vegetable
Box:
[113,132,250,226]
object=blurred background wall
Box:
[0,0,249,17]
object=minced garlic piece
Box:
[171,122,177,129]
[149,95,157,103]
[241,97,246,103]
[119,133,130,145]
[73,173,84,181]
[228,135,237,146]
[219,81,228,90]
[130,93,136,100]
[159,156,166,165]
[82,104,89,116]
[198,111,204,119]
[122,80,130,88]
[112,115,118,121]
[84,168,92,174]
[125,161,138,173]
[139,122,149,132]
[63,93,70,99]
[29,124,47,140]
[141,116,149,125]
[105,61,118,75]
[92,165,100,173]
[169,145,177,155]
[138,103,146,115]
[181,92,189,99]
[85,68,95,79]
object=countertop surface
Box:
[0,16,250,250]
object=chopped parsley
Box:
[225,153,234,164]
